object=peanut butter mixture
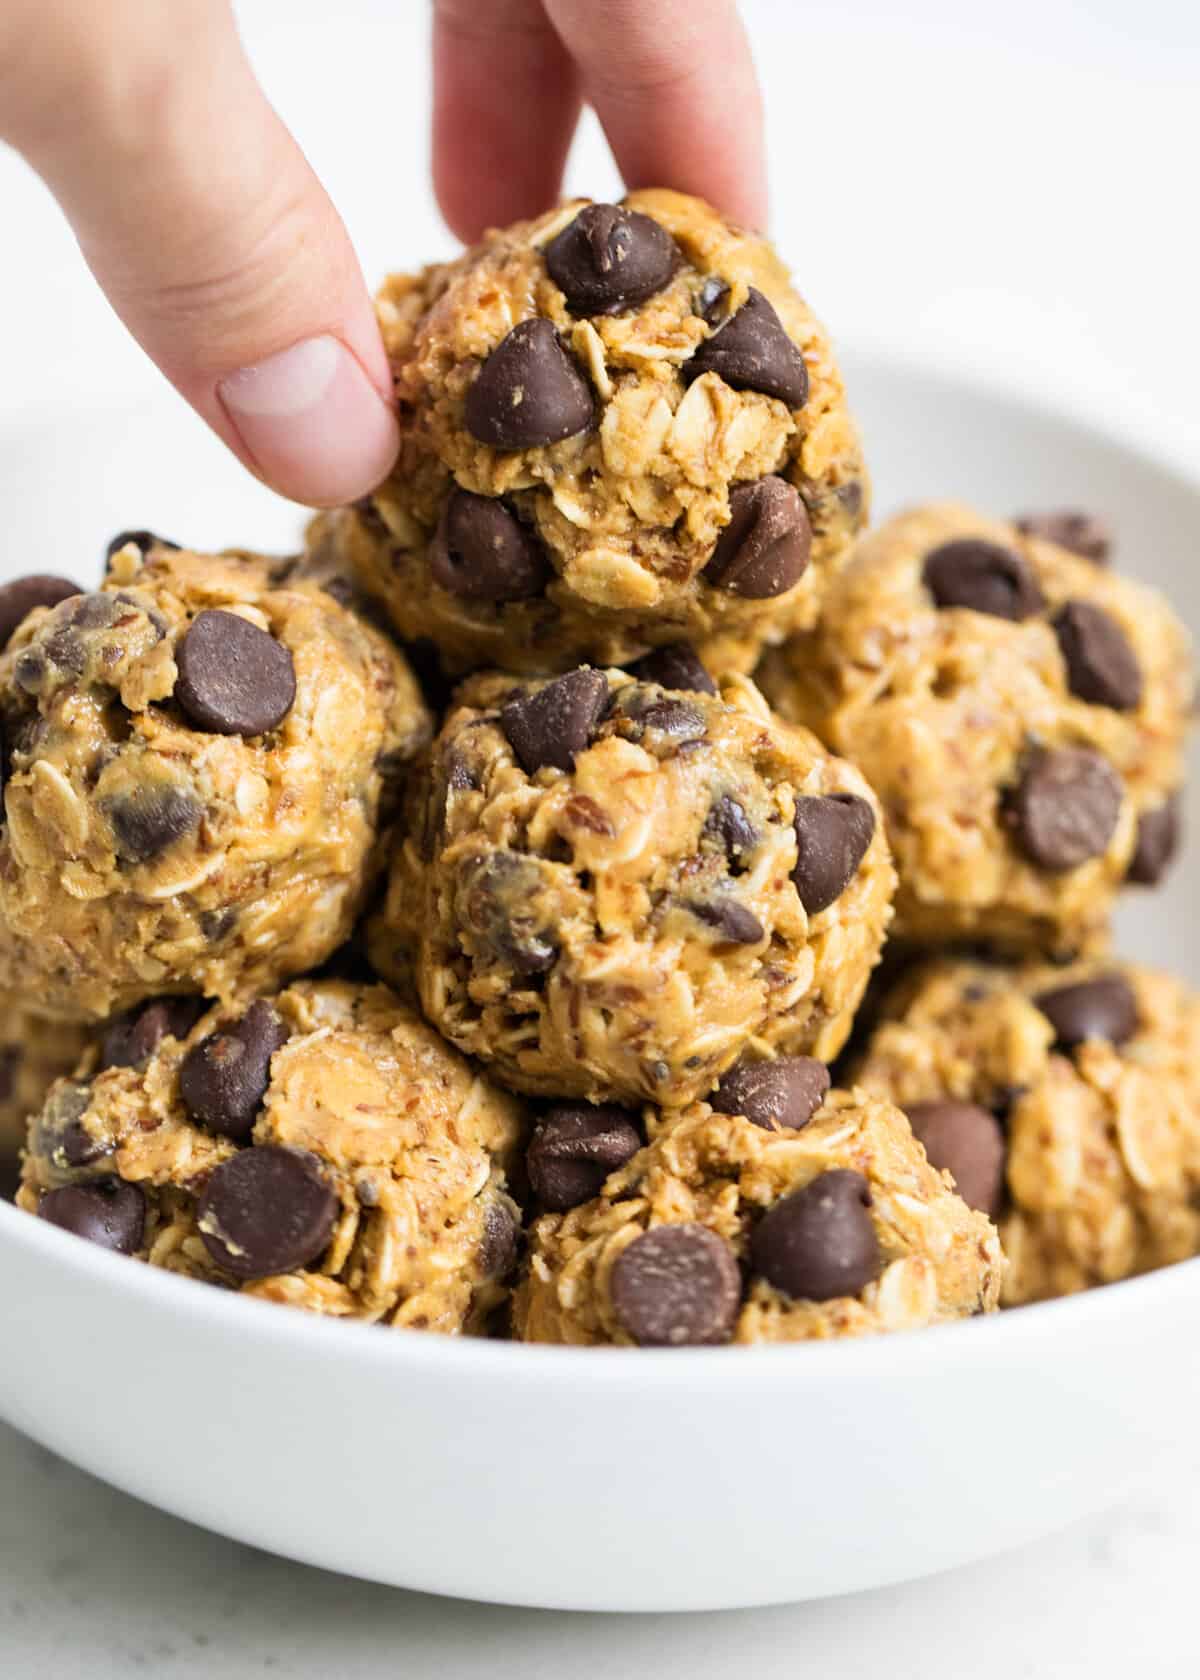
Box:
[0,541,430,1018]
[308,190,865,677]
[372,668,894,1106]
[759,503,1193,956]
[516,1079,1003,1346]
[20,980,525,1331]
[853,958,1200,1303]
[0,1000,90,1163]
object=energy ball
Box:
[371,666,895,1106]
[308,189,866,677]
[0,538,430,1019]
[852,958,1200,1304]
[19,980,525,1332]
[514,1078,1003,1346]
[0,1001,90,1170]
[759,503,1193,957]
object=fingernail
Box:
[218,336,399,507]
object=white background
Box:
[1,1,1198,1673]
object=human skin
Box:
[0,0,766,507]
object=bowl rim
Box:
[839,336,1200,487]
[4,353,1200,1391]
[5,1188,1199,1389]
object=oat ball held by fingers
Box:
[372,667,895,1106]
[0,1002,91,1167]
[0,539,431,1019]
[514,1079,1003,1346]
[759,503,1193,956]
[308,189,866,678]
[20,981,525,1331]
[852,958,1200,1305]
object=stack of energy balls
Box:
[5,190,1195,1346]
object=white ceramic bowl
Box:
[1,356,1197,1612]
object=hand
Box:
[432,0,767,241]
[0,1,765,510]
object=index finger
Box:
[542,0,768,230]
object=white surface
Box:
[1,0,1198,1668]
[1,1418,1198,1680]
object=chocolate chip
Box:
[610,1223,742,1346]
[464,318,595,450]
[428,490,550,602]
[695,277,729,319]
[545,203,678,314]
[107,786,201,863]
[1016,510,1111,564]
[1128,793,1181,886]
[38,1179,145,1254]
[711,1057,830,1131]
[46,631,90,683]
[179,1000,288,1142]
[104,530,180,563]
[923,539,1046,621]
[686,288,809,408]
[905,1101,1006,1216]
[1006,747,1122,871]
[685,896,764,944]
[11,597,107,688]
[837,479,866,519]
[100,997,207,1071]
[30,1082,107,1172]
[1052,600,1142,710]
[705,476,812,598]
[792,793,875,914]
[528,1104,641,1210]
[636,697,707,740]
[500,667,608,774]
[175,609,296,737]
[750,1170,881,1301]
[14,639,67,699]
[704,795,758,869]
[627,643,717,695]
[199,907,238,943]
[478,1198,520,1279]
[562,793,613,836]
[1035,974,1138,1049]
[0,576,82,650]
[458,851,559,976]
[44,617,94,676]
[12,647,48,693]
[197,1145,337,1280]
[309,567,364,614]
[68,593,120,631]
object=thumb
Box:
[1,0,398,508]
